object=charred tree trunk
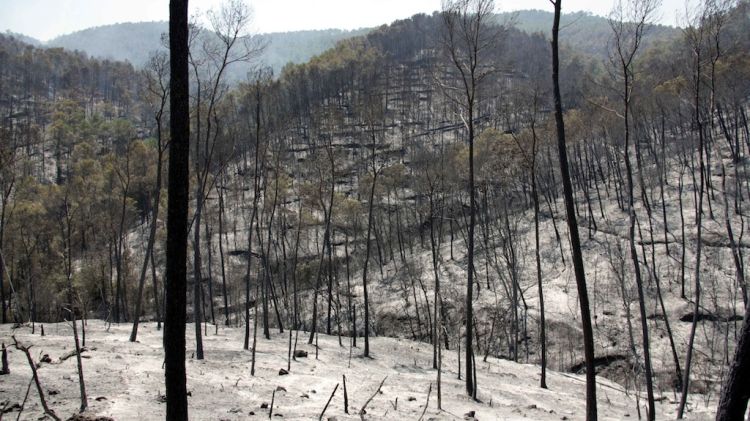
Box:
[552,2,597,419]
[164,1,190,417]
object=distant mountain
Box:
[495,9,681,59]
[11,10,680,81]
[2,30,42,46]
[47,22,166,67]
[43,22,369,79]
[257,28,371,75]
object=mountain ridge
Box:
[44,21,370,78]
[4,10,680,78]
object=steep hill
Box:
[1,3,748,420]
[496,9,681,59]
[47,22,167,68]
[44,22,369,77]
[1,30,42,46]
[27,9,682,79]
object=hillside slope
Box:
[0,321,712,420]
[496,9,680,58]
[30,9,682,78]
[45,22,369,77]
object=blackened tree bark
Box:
[218,177,230,325]
[440,0,497,399]
[190,1,262,359]
[59,194,87,413]
[244,68,270,350]
[716,299,750,420]
[551,1,597,419]
[608,1,659,417]
[362,164,378,358]
[113,145,132,324]
[165,0,190,419]
[308,122,336,345]
[0,173,11,325]
[678,6,710,416]
[511,88,547,388]
[131,52,169,343]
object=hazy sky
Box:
[1,0,687,42]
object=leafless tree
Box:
[551,1,597,419]
[164,0,190,418]
[608,0,660,417]
[189,0,264,359]
[131,51,170,342]
[439,0,498,398]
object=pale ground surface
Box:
[0,320,714,420]
[3,121,740,421]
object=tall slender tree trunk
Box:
[362,169,378,358]
[0,192,7,324]
[678,45,707,419]
[308,194,333,344]
[62,204,87,413]
[164,1,190,417]
[218,180,230,325]
[620,65,655,418]
[205,211,216,326]
[244,79,264,350]
[130,128,164,342]
[721,166,746,305]
[466,102,476,399]
[532,171,547,389]
[193,187,204,360]
[150,248,162,330]
[114,167,131,323]
[552,2,597,419]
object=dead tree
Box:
[715,296,750,420]
[131,51,170,343]
[164,0,190,418]
[439,0,498,398]
[59,194,88,413]
[12,337,61,421]
[551,1,597,419]
[608,0,660,417]
[678,2,713,416]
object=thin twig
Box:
[11,337,60,421]
[319,383,339,421]
[359,376,387,420]
[16,377,33,421]
[418,383,433,421]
